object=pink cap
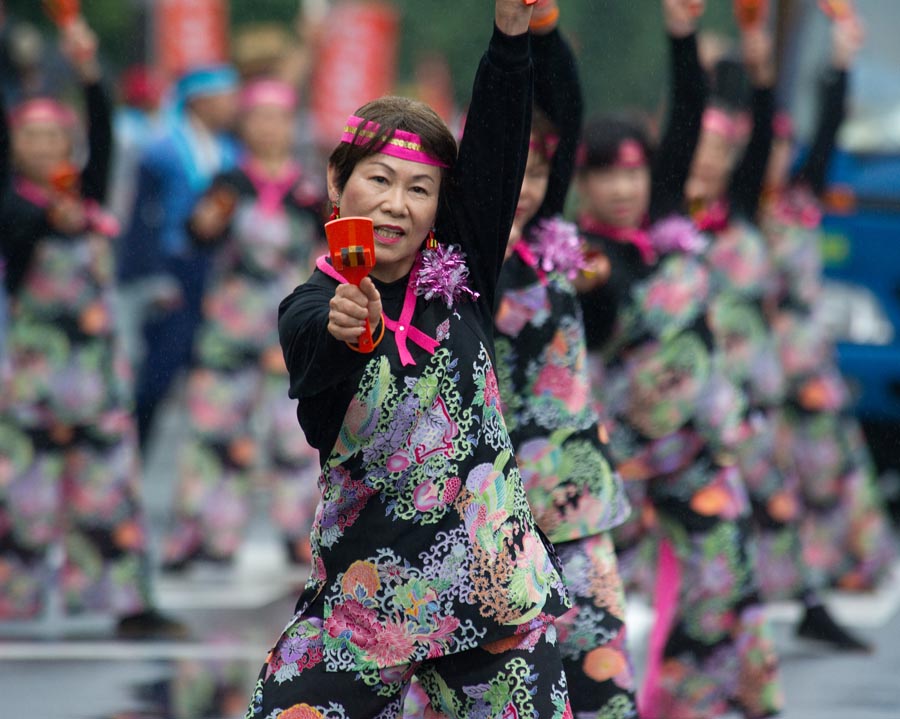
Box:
[616,139,647,168]
[9,98,77,130]
[240,79,298,112]
[702,107,738,141]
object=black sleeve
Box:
[579,279,619,351]
[279,275,369,399]
[729,86,775,220]
[439,25,532,309]
[0,90,9,202]
[650,33,707,222]
[0,92,52,296]
[792,68,847,197]
[80,81,113,203]
[531,28,583,219]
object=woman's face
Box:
[12,120,71,184]
[241,104,294,160]
[511,144,551,242]
[685,128,738,204]
[328,153,441,283]
[577,164,650,229]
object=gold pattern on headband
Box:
[344,125,429,154]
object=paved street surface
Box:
[2,400,899,718]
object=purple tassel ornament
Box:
[415,243,480,308]
[529,217,586,280]
[651,215,708,256]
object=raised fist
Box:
[663,0,705,38]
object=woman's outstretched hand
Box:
[328,278,383,344]
[496,0,534,36]
[60,17,100,84]
[663,0,705,38]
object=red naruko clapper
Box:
[44,0,80,28]
[734,0,768,29]
[325,216,377,352]
[819,0,854,20]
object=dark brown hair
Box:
[328,96,458,193]
[579,113,654,173]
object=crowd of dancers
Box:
[0,1,897,718]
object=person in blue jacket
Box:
[117,65,239,449]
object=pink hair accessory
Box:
[702,107,738,140]
[340,115,450,168]
[240,79,298,112]
[773,111,794,140]
[10,98,78,130]
[529,132,560,161]
[616,139,647,168]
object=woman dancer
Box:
[492,4,637,716]
[0,17,182,638]
[760,11,896,595]
[246,2,572,717]
[162,79,324,571]
[577,2,783,716]
[679,7,878,651]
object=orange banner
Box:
[310,1,400,147]
[156,0,230,78]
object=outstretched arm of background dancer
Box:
[793,13,864,197]
[729,24,776,220]
[443,0,534,303]
[58,18,113,204]
[531,3,584,219]
[650,0,707,220]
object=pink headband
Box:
[615,139,646,168]
[702,107,739,141]
[10,99,77,130]
[340,115,449,168]
[240,80,298,112]
[529,132,560,161]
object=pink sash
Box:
[316,254,439,367]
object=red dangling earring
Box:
[425,228,438,250]
[329,201,340,221]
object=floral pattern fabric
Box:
[554,533,637,719]
[490,221,635,716]
[760,193,897,591]
[701,217,838,604]
[0,225,151,618]
[247,619,573,719]
[254,276,570,710]
[494,225,630,543]
[163,172,323,565]
[579,219,783,718]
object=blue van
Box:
[782,0,900,480]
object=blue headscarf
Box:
[175,64,239,111]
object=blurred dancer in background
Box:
[492,3,637,716]
[577,2,784,716]
[117,64,239,451]
[760,11,896,597]
[161,78,324,572]
[0,16,183,639]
